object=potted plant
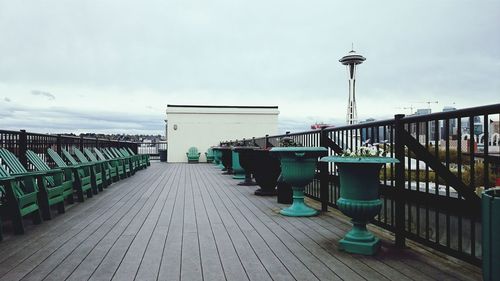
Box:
[270,137,327,216]
[320,144,399,255]
[233,143,258,186]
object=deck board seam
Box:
[81,165,174,281]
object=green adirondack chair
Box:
[126,148,142,170]
[186,147,200,163]
[0,148,65,220]
[0,160,42,235]
[205,148,215,163]
[119,148,141,171]
[94,148,125,180]
[26,150,74,204]
[73,147,110,188]
[61,148,102,194]
[84,148,119,183]
[126,147,149,167]
[104,148,131,177]
[47,148,93,202]
[112,147,136,174]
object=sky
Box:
[0,0,499,135]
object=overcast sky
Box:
[0,1,499,135]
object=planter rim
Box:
[270,147,327,153]
[321,156,399,164]
[483,187,500,198]
[232,146,258,151]
[216,147,232,150]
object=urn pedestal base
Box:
[339,221,380,255]
[280,188,318,217]
[337,197,382,255]
[232,173,245,180]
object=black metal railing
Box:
[137,142,168,160]
[0,130,139,170]
[221,103,500,266]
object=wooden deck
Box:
[0,163,481,281]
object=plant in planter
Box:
[271,137,327,216]
[321,144,399,255]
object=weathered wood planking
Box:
[0,163,481,281]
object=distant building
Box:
[441,106,457,138]
[413,108,436,140]
[165,105,279,162]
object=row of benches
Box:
[0,147,150,240]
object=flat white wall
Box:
[166,107,279,162]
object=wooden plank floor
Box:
[0,163,481,281]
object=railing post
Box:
[56,134,62,154]
[19,130,28,167]
[394,114,406,248]
[96,137,99,149]
[79,135,84,150]
[319,128,329,212]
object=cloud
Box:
[31,90,55,100]
[3,97,11,102]
[0,1,497,135]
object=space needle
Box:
[339,47,366,125]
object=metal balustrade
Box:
[221,103,500,266]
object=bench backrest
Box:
[84,148,99,162]
[0,148,28,174]
[26,150,51,171]
[47,148,68,168]
[188,147,199,155]
[73,147,90,163]
[61,149,79,165]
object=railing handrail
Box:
[223,103,500,144]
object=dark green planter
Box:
[233,147,257,186]
[271,147,327,217]
[231,150,245,180]
[252,149,280,196]
[321,156,398,255]
[219,147,232,174]
[482,188,500,281]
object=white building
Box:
[166,105,279,162]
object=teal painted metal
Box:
[231,150,245,180]
[482,188,500,281]
[186,147,201,163]
[205,148,215,163]
[270,147,327,217]
[320,156,399,255]
[214,149,225,169]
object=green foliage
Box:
[279,137,303,147]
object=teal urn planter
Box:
[320,156,399,255]
[212,147,225,169]
[270,147,327,217]
[231,150,245,180]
